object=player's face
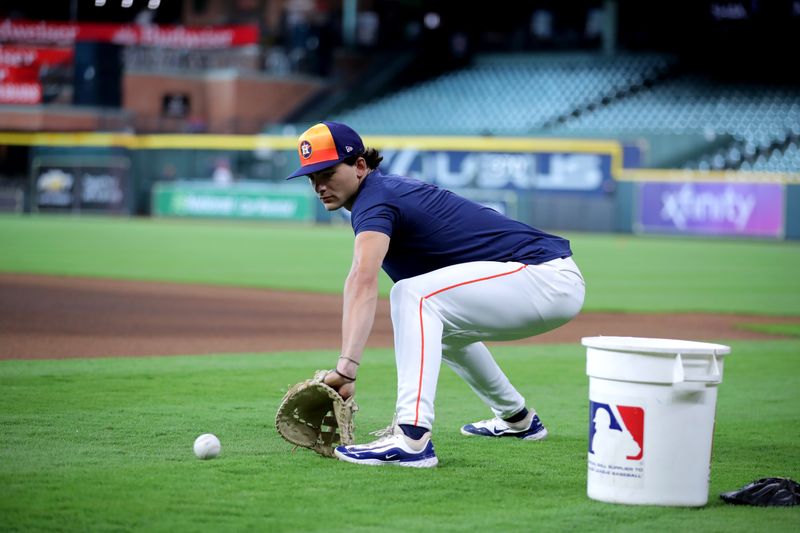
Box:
[308,159,366,211]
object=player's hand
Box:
[324,370,356,400]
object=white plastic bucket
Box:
[581,336,731,507]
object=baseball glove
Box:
[275,370,358,458]
[720,477,800,506]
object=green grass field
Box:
[1,214,799,532]
[2,214,799,314]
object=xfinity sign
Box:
[659,183,755,231]
[638,181,784,238]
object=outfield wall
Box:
[1,132,798,239]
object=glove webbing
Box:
[320,412,340,447]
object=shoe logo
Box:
[492,426,505,434]
[385,454,398,460]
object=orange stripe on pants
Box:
[413,265,528,426]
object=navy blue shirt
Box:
[350,169,573,282]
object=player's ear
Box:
[356,157,368,179]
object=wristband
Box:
[333,369,356,382]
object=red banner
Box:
[0,46,73,99]
[0,19,259,49]
[0,66,39,82]
[0,46,73,67]
[0,81,42,104]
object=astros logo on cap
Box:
[286,121,365,179]
[297,123,338,168]
[300,140,312,159]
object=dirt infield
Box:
[2,273,798,360]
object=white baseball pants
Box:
[390,257,585,430]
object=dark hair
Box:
[342,147,383,170]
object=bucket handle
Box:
[672,352,721,384]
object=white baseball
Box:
[193,433,221,460]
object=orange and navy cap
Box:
[286,121,365,179]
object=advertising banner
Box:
[0,81,41,103]
[35,168,74,208]
[379,149,614,193]
[0,46,72,103]
[152,183,314,221]
[0,45,73,67]
[637,182,784,237]
[0,66,40,82]
[32,156,130,213]
[0,20,258,49]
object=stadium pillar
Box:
[785,184,800,240]
[343,0,358,48]
[602,0,617,56]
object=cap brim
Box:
[285,159,341,180]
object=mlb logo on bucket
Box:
[589,401,644,461]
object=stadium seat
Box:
[329,52,798,171]
[333,53,674,137]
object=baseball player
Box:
[287,121,585,468]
